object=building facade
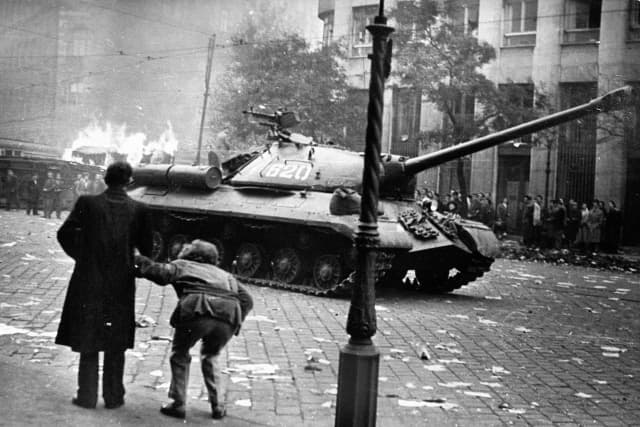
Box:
[320,0,640,243]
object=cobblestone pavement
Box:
[0,209,639,426]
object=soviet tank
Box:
[128,86,632,296]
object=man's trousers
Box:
[168,317,234,407]
[77,350,125,407]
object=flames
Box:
[62,120,179,166]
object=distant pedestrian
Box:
[53,172,64,218]
[135,239,253,420]
[25,174,41,216]
[575,202,590,249]
[42,171,56,219]
[587,200,604,252]
[4,169,19,210]
[532,195,543,247]
[55,161,153,410]
[565,199,581,247]
[494,198,509,239]
[548,199,566,249]
[522,195,534,246]
[603,200,622,253]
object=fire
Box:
[62,120,179,166]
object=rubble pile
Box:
[499,240,639,273]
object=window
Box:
[351,5,378,57]
[452,2,479,35]
[320,11,334,46]
[630,0,640,41]
[392,88,421,157]
[564,0,601,43]
[503,0,538,46]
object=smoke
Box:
[62,120,179,166]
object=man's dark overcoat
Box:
[56,187,152,353]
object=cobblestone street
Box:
[1,209,639,426]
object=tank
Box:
[127,86,633,296]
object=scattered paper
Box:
[375,305,390,312]
[478,318,498,326]
[233,364,279,375]
[324,387,337,395]
[574,392,592,399]
[484,296,502,300]
[447,314,469,320]
[438,382,471,388]
[321,401,332,408]
[245,315,277,323]
[0,241,17,247]
[464,391,492,398]
[479,382,502,388]
[438,358,466,365]
[398,399,458,410]
[515,327,531,333]
[234,399,251,407]
[491,366,511,375]
[149,370,163,377]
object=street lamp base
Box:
[334,340,380,427]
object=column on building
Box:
[529,0,564,202]
[594,0,628,207]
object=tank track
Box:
[411,255,494,293]
[237,273,355,297]
[235,252,396,298]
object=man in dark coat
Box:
[25,173,41,215]
[55,161,152,409]
[135,239,253,420]
[4,169,19,210]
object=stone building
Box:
[319,0,640,243]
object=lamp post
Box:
[334,2,393,426]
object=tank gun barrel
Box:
[402,85,635,176]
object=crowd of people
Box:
[1,169,106,218]
[417,188,623,253]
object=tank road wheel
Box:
[312,254,343,290]
[150,231,165,261]
[271,248,303,284]
[168,234,191,260]
[235,243,264,278]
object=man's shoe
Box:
[72,397,96,409]
[105,399,124,409]
[160,402,186,419]
[211,404,226,419]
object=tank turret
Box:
[129,86,634,296]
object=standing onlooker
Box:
[532,195,543,247]
[603,200,622,253]
[548,199,566,249]
[522,195,534,246]
[73,173,87,205]
[575,202,590,249]
[4,169,19,210]
[494,197,509,239]
[587,200,604,252]
[52,172,64,218]
[94,173,107,194]
[565,199,581,247]
[135,240,253,420]
[26,173,41,216]
[55,162,153,410]
[479,195,494,228]
[42,171,57,219]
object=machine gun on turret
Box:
[242,108,313,146]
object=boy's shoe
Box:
[160,401,186,419]
[211,404,226,419]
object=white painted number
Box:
[264,163,312,181]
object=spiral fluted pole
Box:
[335,6,393,426]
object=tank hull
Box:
[129,183,497,294]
